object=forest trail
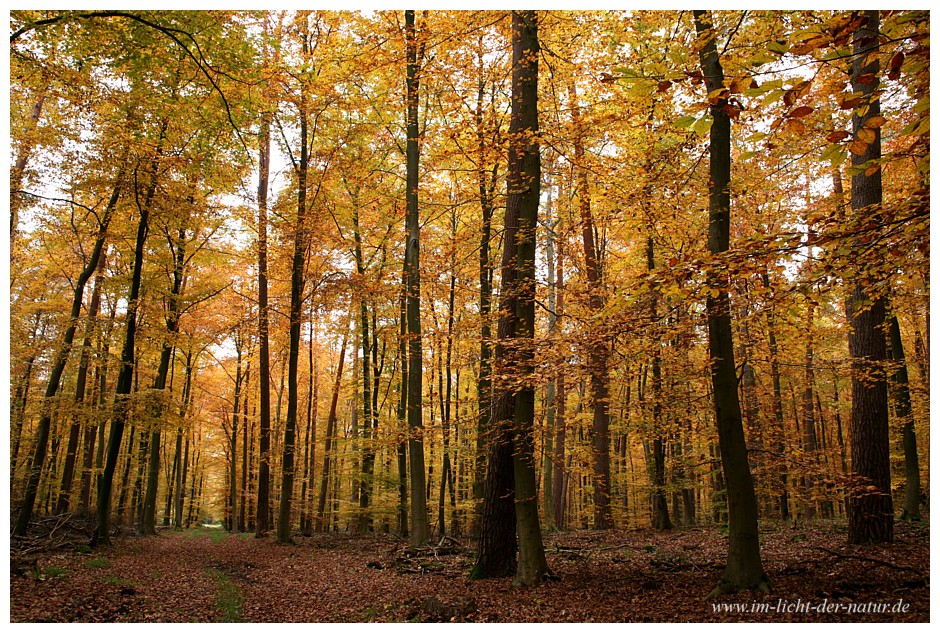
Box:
[10,522,928,623]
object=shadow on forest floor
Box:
[9,518,929,622]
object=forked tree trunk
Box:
[14,169,121,536]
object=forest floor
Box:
[9,518,929,623]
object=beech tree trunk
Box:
[255,26,274,537]
[404,9,430,546]
[142,226,187,534]
[316,327,349,531]
[567,80,613,530]
[888,315,921,521]
[694,10,768,597]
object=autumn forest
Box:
[8,9,930,623]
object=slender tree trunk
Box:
[567,79,613,530]
[846,10,893,545]
[472,41,497,538]
[316,327,348,531]
[647,237,672,531]
[352,198,376,532]
[762,272,790,520]
[229,348,243,531]
[694,10,768,597]
[888,315,920,521]
[801,300,819,520]
[404,9,429,546]
[396,266,409,537]
[255,42,274,537]
[551,223,567,531]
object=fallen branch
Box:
[811,546,921,573]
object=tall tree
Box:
[404,8,430,547]
[507,9,550,586]
[694,10,768,597]
[567,80,613,530]
[254,25,274,536]
[846,9,893,545]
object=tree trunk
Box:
[762,272,790,521]
[56,248,108,515]
[647,236,672,531]
[801,300,819,520]
[472,40,497,539]
[694,10,768,597]
[567,79,613,530]
[396,265,409,537]
[255,37,274,537]
[316,327,349,531]
[508,10,550,587]
[142,226,187,534]
[404,9,430,547]
[888,315,920,521]
[846,10,893,545]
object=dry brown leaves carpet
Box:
[9,520,928,623]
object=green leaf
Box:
[738,150,757,161]
[692,115,713,136]
[675,115,697,129]
[820,143,847,167]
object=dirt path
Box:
[9,522,929,622]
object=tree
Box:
[693,10,768,597]
[505,9,550,586]
[404,8,430,547]
[846,9,893,545]
[567,79,614,530]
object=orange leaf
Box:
[864,165,880,177]
[864,115,887,128]
[785,119,806,135]
[826,130,850,142]
[849,138,869,155]
[858,127,876,144]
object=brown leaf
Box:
[827,130,850,142]
[789,105,814,118]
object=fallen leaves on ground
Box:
[9,520,928,623]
